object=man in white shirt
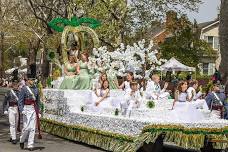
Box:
[145,74,169,100]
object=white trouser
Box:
[146,92,170,100]
[8,107,19,140]
[20,105,36,148]
[121,100,139,117]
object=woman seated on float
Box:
[93,80,111,108]
[73,52,93,90]
[95,72,108,89]
[114,72,134,94]
[187,80,208,110]
[121,81,142,117]
[59,51,78,89]
[171,81,205,122]
[145,74,170,100]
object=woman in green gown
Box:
[106,69,118,89]
[73,52,92,90]
[59,52,77,89]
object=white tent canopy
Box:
[160,57,195,72]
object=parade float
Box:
[40,17,228,152]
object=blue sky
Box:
[187,0,220,23]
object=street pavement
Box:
[0,115,105,152]
[0,87,104,152]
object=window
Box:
[207,36,214,48]
[203,63,209,75]
[214,37,219,49]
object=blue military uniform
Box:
[18,84,41,150]
[3,89,20,143]
[205,92,228,119]
[18,85,40,112]
[3,89,20,112]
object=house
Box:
[198,19,220,75]
[150,12,220,76]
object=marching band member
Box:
[145,74,170,100]
[18,78,41,151]
[121,81,142,117]
[3,81,20,144]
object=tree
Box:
[72,0,202,48]
[23,0,77,78]
[159,15,213,67]
[219,0,228,85]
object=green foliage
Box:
[48,17,101,32]
[47,77,52,88]
[147,100,155,109]
[72,0,201,48]
[203,81,214,94]
[80,106,84,112]
[160,16,213,67]
[47,51,56,61]
[114,108,119,116]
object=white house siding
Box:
[199,22,220,75]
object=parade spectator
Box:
[212,69,222,84]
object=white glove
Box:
[4,111,8,115]
[38,113,42,118]
[22,111,26,115]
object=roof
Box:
[159,57,195,71]
[198,18,219,30]
[150,24,165,38]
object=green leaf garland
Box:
[48,16,101,32]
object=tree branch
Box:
[100,0,121,21]
[99,38,115,49]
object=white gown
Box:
[124,81,131,94]
[171,92,205,123]
[187,87,209,110]
[92,89,112,108]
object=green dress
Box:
[107,70,118,90]
[73,61,92,90]
[59,63,76,89]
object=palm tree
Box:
[219,0,228,85]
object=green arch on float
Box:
[61,26,100,63]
